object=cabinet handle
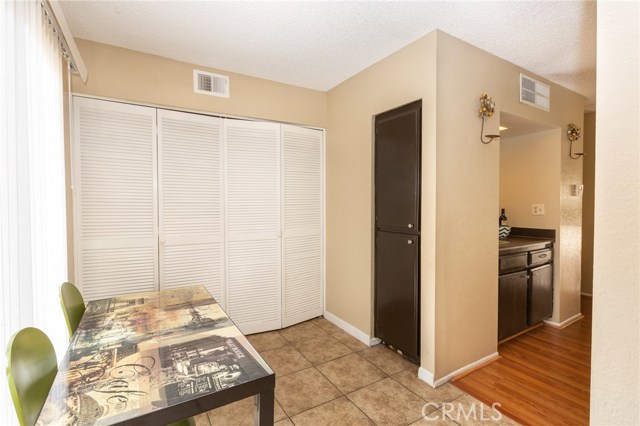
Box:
[407,224,414,229]
[407,240,414,245]
[538,254,547,258]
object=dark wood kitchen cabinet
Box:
[529,263,553,325]
[498,241,553,341]
[498,271,529,341]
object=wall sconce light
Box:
[479,93,500,144]
[567,123,583,159]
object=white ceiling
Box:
[59,0,597,110]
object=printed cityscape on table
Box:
[37,286,272,426]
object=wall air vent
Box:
[520,73,550,111]
[194,69,229,98]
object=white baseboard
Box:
[418,367,435,387]
[417,352,500,388]
[437,352,500,387]
[544,312,584,329]
[581,292,593,297]
[323,312,499,389]
[323,310,381,346]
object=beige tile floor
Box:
[193,317,519,426]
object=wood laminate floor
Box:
[453,296,592,426]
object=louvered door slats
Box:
[226,124,280,238]
[284,235,322,318]
[74,98,158,301]
[282,125,324,327]
[228,240,281,327]
[75,98,323,333]
[225,120,282,334]
[158,110,225,306]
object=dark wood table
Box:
[36,285,275,426]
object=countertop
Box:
[499,236,554,255]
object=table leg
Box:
[254,389,275,426]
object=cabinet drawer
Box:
[529,249,552,266]
[499,252,528,274]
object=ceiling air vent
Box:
[520,73,550,111]
[194,69,229,98]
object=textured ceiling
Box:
[59,0,597,109]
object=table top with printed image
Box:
[36,285,275,426]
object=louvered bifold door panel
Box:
[281,125,324,327]
[158,110,225,306]
[225,119,281,334]
[73,97,158,301]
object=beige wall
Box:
[71,39,327,128]
[67,39,328,282]
[484,50,584,325]
[73,31,585,382]
[326,32,439,373]
[432,34,502,376]
[433,32,583,376]
[591,2,640,424]
[437,36,584,326]
[500,128,563,303]
[327,30,584,381]
[500,129,561,230]
[581,112,595,296]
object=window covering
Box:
[1,1,68,423]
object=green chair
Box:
[59,282,85,338]
[6,327,58,426]
[171,418,195,426]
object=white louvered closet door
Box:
[157,110,226,306]
[281,125,324,327]
[73,97,158,300]
[225,119,282,334]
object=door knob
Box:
[407,240,414,245]
[407,224,414,229]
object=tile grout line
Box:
[261,345,313,378]
[280,344,385,424]
[247,326,494,426]
[388,373,428,403]
[287,393,345,422]
[250,321,433,425]
[275,364,341,419]
[293,334,354,366]
[342,375,428,426]
[343,392,382,426]
[386,375,430,425]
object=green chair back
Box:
[59,282,85,338]
[170,419,195,426]
[6,327,58,426]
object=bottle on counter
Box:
[499,208,508,226]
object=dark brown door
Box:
[374,100,421,363]
[375,101,421,232]
[375,232,419,361]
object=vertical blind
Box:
[0,1,68,424]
